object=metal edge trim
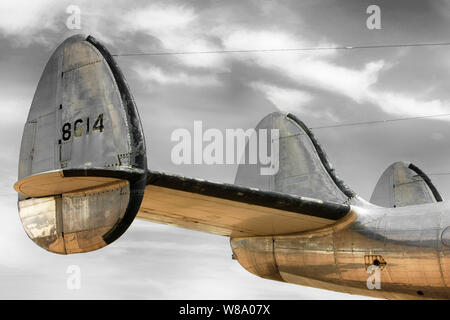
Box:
[286,113,356,199]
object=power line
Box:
[308,113,450,178]
[428,173,450,176]
[112,41,450,57]
[309,113,450,130]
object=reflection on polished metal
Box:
[230,112,450,300]
[14,35,450,299]
[14,170,126,198]
[370,161,442,207]
[235,113,354,203]
[18,179,129,254]
[15,34,147,254]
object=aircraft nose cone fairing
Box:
[14,35,147,254]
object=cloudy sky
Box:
[1,0,450,299]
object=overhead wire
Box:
[111,41,450,57]
[309,113,450,130]
[113,40,450,175]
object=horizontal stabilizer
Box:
[370,161,442,208]
[137,171,351,237]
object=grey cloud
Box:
[0,0,448,300]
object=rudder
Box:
[370,161,442,208]
[235,112,355,204]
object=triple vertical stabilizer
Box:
[370,161,442,208]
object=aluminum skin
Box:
[15,34,147,254]
[231,113,450,299]
[13,35,450,300]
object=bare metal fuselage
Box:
[231,198,450,299]
[15,34,450,300]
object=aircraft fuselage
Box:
[231,198,450,299]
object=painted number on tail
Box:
[62,114,104,141]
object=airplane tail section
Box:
[234,112,356,204]
[370,161,442,208]
[13,35,356,254]
[14,35,147,254]
[137,112,355,237]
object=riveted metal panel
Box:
[235,112,350,204]
[230,237,282,281]
[15,34,147,254]
[62,181,130,233]
[371,161,441,208]
[18,121,36,181]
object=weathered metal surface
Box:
[14,35,450,299]
[234,112,352,204]
[370,161,442,207]
[230,237,282,281]
[14,170,125,197]
[138,171,350,237]
[15,34,147,254]
[61,180,130,254]
[232,202,450,299]
[19,196,65,254]
[230,112,450,299]
[19,180,130,254]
